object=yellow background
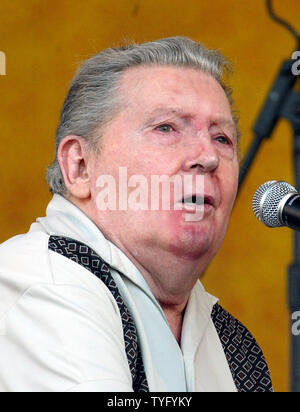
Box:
[0,0,299,392]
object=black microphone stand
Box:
[238,1,300,392]
[283,70,300,393]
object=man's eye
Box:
[156,124,173,133]
[215,135,230,145]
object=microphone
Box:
[252,180,300,231]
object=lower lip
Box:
[175,202,214,213]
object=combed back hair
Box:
[46,36,238,195]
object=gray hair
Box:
[46,36,238,195]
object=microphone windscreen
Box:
[252,180,297,227]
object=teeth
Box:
[182,195,204,205]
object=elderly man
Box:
[0,37,272,392]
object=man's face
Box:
[88,65,239,266]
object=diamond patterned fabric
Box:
[48,235,149,392]
[211,303,273,392]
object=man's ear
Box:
[57,135,91,199]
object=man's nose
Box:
[182,134,219,173]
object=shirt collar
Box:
[37,194,145,286]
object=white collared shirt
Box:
[0,195,237,392]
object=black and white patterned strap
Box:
[48,235,149,392]
[211,303,273,392]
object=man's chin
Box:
[168,230,213,261]
[153,210,214,260]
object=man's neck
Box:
[159,302,186,346]
[108,238,204,344]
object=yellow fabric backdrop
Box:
[1,0,299,392]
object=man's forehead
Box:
[120,64,217,94]
[119,66,237,132]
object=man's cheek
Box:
[221,181,237,211]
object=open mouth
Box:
[181,194,214,207]
[182,194,203,206]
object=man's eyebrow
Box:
[211,116,238,137]
[143,107,239,138]
[144,107,188,122]
[212,117,236,129]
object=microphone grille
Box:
[252,180,297,227]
